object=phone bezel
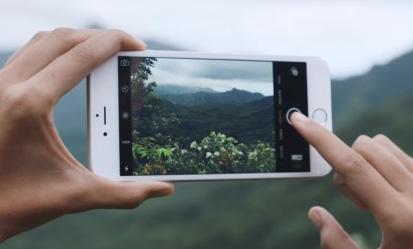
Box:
[88,50,332,181]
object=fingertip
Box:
[112,29,146,51]
[129,36,146,51]
[167,182,175,194]
[143,181,175,198]
[91,177,175,209]
[312,207,358,249]
[158,181,175,196]
[309,206,324,230]
[139,40,147,50]
[290,112,313,136]
[291,111,310,125]
[129,38,146,51]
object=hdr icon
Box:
[291,154,303,161]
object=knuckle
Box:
[70,41,97,64]
[51,27,82,48]
[107,28,127,38]
[31,31,48,41]
[352,135,371,153]
[341,149,365,175]
[51,27,74,38]
[106,29,130,44]
[373,134,390,144]
[4,85,51,119]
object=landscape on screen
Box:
[129,57,277,175]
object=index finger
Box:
[291,112,399,216]
[29,29,146,103]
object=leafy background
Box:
[1,43,413,248]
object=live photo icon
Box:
[120,59,130,67]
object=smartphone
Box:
[88,50,332,181]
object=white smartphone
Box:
[88,50,332,181]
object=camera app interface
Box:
[118,57,309,176]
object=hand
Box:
[291,112,413,249]
[0,28,174,242]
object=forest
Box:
[129,58,276,175]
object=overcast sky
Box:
[1,0,413,78]
[149,58,273,95]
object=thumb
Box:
[309,206,359,249]
[90,176,174,209]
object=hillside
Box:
[160,96,274,145]
[333,50,413,127]
[336,95,413,153]
[1,46,413,249]
[162,88,264,106]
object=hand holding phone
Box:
[0,28,173,243]
[89,51,333,181]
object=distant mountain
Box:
[161,88,265,106]
[333,50,413,126]
[336,94,413,151]
[159,96,274,145]
[155,84,215,95]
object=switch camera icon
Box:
[120,59,130,67]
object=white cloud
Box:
[1,0,413,78]
[149,58,274,95]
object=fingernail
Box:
[309,208,323,230]
[291,112,310,124]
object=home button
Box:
[312,108,328,123]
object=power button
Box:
[286,107,301,125]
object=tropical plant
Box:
[133,131,276,175]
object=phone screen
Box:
[118,56,309,176]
